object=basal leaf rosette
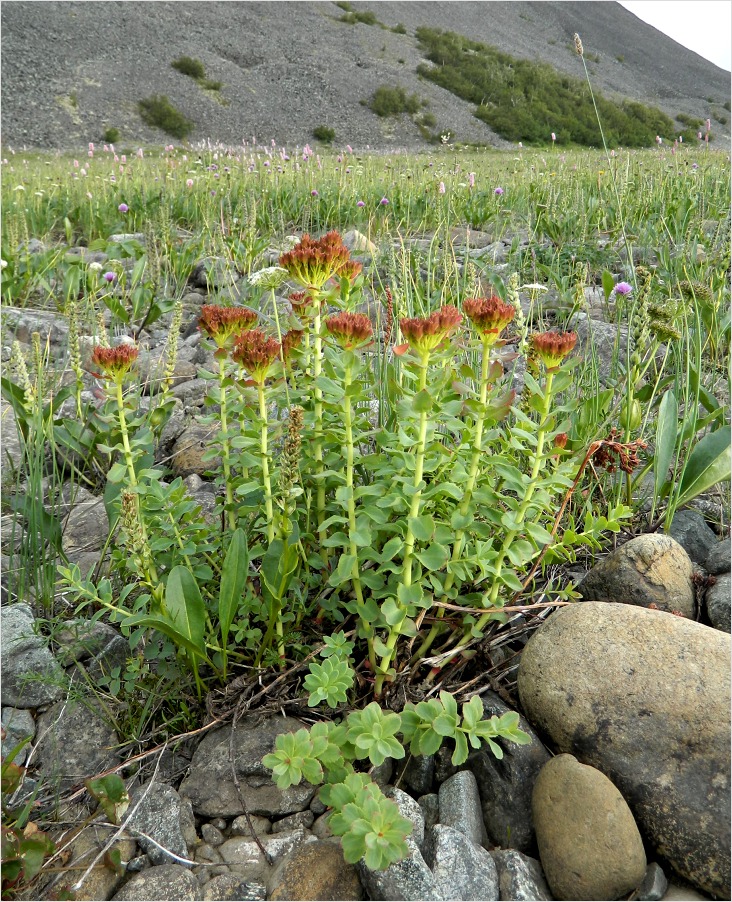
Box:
[463,295,515,346]
[345,702,405,766]
[262,728,326,789]
[398,305,463,356]
[279,230,352,291]
[199,304,258,351]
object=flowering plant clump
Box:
[463,296,515,345]
[90,343,139,381]
[324,312,373,349]
[231,329,281,383]
[529,330,578,369]
[279,230,351,290]
[199,304,258,349]
[399,305,463,355]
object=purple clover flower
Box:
[311,189,319,197]
[356,200,365,208]
[118,203,128,213]
[614,281,633,296]
[494,187,504,196]
[380,197,389,206]
[103,271,117,283]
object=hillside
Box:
[1,0,730,150]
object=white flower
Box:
[249,266,288,289]
[88,261,103,272]
[1,259,8,270]
[520,283,549,293]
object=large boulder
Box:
[179,716,316,818]
[518,601,731,898]
[578,534,695,618]
[1,604,65,708]
[532,754,646,900]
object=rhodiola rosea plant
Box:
[58,229,635,868]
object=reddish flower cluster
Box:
[325,312,374,349]
[591,429,647,474]
[199,305,258,348]
[529,331,577,369]
[279,231,351,290]
[336,259,363,284]
[281,329,304,361]
[90,343,139,380]
[400,305,463,355]
[463,296,515,345]
[231,329,281,383]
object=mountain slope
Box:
[1,0,729,150]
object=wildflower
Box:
[199,304,258,349]
[311,189,319,197]
[438,181,446,194]
[103,271,117,283]
[249,266,288,290]
[356,200,366,208]
[380,197,389,205]
[231,329,281,383]
[468,172,476,188]
[325,312,373,349]
[529,331,577,369]
[613,281,633,296]
[554,432,569,451]
[88,261,103,272]
[573,33,584,57]
[698,132,703,140]
[336,259,363,283]
[186,178,194,187]
[90,343,139,381]
[551,132,556,142]
[281,329,304,360]
[494,186,504,196]
[0,259,8,270]
[279,230,351,290]
[463,296,515,346]
[118,202,129,213]
[400,305,463,355]
[346,145,353,153]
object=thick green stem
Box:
[375,352,430,696]
[257,382,275,544]
[218,357,237,532]
[312,308,328,563]
[413,342,491,663]
[343,358,376,671]
[115,379,159,587]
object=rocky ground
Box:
[1,225,730,901]
[1,1,730,151]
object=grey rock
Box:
[62,823,137,902]
[229,814,272,837]
[357,837,441,901]
[437,770,485,846]
[1,603,65,708]
[532,754,646,901]
[3,306,70,349]
[572,315,630,384]
[370,758,393,788]
[108,233,146,245]
[309,794,327,816]
[669,510,719,565]
[491,849,554,901]
[62,494,110,554]
[705,572,731,632]
[578,533,696,618]
[127,781,191,866]
[170,421,221,478]
[268,839,364,900]
[180,717,316,818]
[385,785,425,848]
[111,864,202,900]
[425,824,499,901]
[192,257,240,291]
[397,754,435,795]
[202,875,267,901]
[417,793,440,833]
[171,377,209,406]
[195,843,223,864]
[1,706,35,764]
[637,862,670,901]
[200,822,225,846]
[54,618,129,682]
[311,811,333,839]
[270,809,313,833]
[219,828,312,883]
[704,538,731,575]
[518,601,731,899]
[1,401,23,478]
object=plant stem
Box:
[375,350,430,696]
[312,305,328,564]
[218,356,237,532]
[342,354,376,670]
[257,381,274,544]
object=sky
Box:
[618,1,732,71]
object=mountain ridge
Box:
[1,0,729,151]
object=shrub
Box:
[171,55,206,80]
[340,9,378,25]
[724,100,731,112]
[676,113,704,128]
[391,22,407,34]
[138,95,194,139]
[102,126,120,143]
[418,111,437,128]
[313,125,336,143]
[368,85,421,117]
[199,78,223,91]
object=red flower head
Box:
[279,231,351,290]
[399,305,463,356]
[199,305,258,349]
[529,331,577,369]
[463,296,515,346]
[231,329,281,383]
[335,259,363,284]
[281,329,304,361]
[325,312,374,350]
[90,343,139,381]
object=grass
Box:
[137,95,194,139]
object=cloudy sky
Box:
[619,0,732,71]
